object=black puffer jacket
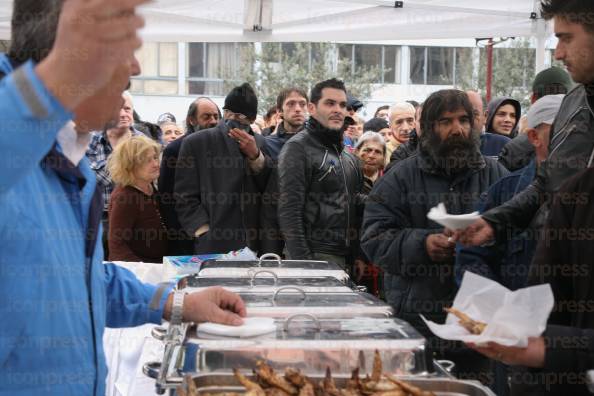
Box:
[483,85,594,239]
[362,151,508,335]
[278,118,364,259]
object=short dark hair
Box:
[264,105,278,122]
[185,97,220,132]
[406,100,420,109]
[420,90,474,136]
[276,88,308,110]
[309,78,347,105]
[9,0,63,64]
[541,0,594,33]
[374,105,389,117]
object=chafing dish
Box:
[177,271,362,294]
[191,315,427,374]
[165,372,496,396]
[232,287,393,318]
[145,316,442,394]
[197,254,349,282]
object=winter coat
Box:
[510,166,594,396]
[361,150,508,336]
[483,84,594,240]
[174,121,271,254]
[455,160,537,291]
[278,118,364,259]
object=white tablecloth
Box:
[103,261,168,396]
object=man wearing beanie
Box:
[175,83,271,254]
[277,78,364,269]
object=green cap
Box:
[532,67,573,99]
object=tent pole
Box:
[535,19,547,73]
[486,38,493,103]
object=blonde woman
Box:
[107,135,168,262]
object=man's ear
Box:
[307,102,316,116]
[526,128,540,149]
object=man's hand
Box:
[36,0,149,110]
[228,128,259,160]
[453,217,495,246]
[425,233,456,262]
[467,337,545,368]
[164,287,246,326]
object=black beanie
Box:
[363,117,389,132]
[224,83,258,120]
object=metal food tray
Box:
[197,254,349,282]
[188,316,426,375]
[235,287,393,318]
[142,370,495,396]
[189,373,495,396]
[176,271,359,294]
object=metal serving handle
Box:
[435,360,456,374]
[258,253,283,268]
[151,326,167,341]
[250,270,279,287]
[283,313,322,332]
[272,286,307,303]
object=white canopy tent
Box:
[0,0,552,70]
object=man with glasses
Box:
[175,83,271,255]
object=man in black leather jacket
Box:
[456,0,594,248]
[277,78,364,269]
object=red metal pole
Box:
[486,38,493,103]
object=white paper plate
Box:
[197,317,276,338]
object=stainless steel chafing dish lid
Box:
[197,253,348,281]
[238,287,392,318]
[176,271,355,294]
[194,316,423,343]
[188,316,427,375]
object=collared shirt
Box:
[57,121,91,166]
[86,128,143,212]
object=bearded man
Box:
[361,89,508,376]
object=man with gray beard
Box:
[361,89,508,377]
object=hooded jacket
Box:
[485,97,522,138]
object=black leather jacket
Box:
[277,118,364,259]
[483,85,594,238]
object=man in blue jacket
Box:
[0,1,245,395]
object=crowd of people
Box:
[0,0,593,395]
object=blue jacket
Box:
[480,132,511,158]
[0,61,171,395]
[455,160,537,290]
[264,123,303,161]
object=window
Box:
[130,42,179,95]
[383,46,401,84]
[410,46,454,85]
[355,45,381,78]
[454,47,474,87]
[409,46,425,84]
[427,47,453,85]
[187,43,251,96]
[338,44,398,83]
